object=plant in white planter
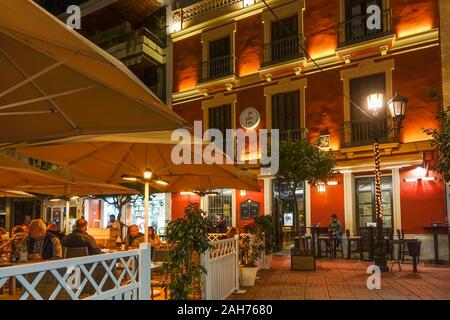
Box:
[239,235,264,287]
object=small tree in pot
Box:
[163,202,210,300]
[276,137,337,269]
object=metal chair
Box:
[62,247,89,259]
[346,229,363,260]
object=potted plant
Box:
[163,202,210,300]
[239,233,264,286]
[254,215,276,269]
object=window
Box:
[272,91,301,135]
[265,15,300,64]
[347,73,388,146]
[355,176,393,230]
[207,189,233,227]
[205,36,233,80]
[208,104,232,148]
[340,0,388,46]
[131,193,166,233]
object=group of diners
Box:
[0,217,162,262]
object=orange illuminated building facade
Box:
[169,0,448,258]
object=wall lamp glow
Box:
[317,183,326,193]
[403,176,436,182]
[240,190,247,196]
[180,191,195,196]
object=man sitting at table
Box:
[62,218,102,255]
[47,223,64,241]
[20,219,62,260]
[328,214,343,242]
[124,225,144,249]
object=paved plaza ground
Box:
[230,255,450,300]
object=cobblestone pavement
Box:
[229,255,450,300]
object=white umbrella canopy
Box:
[0,0,188,145]
[0,190,35,198]
[0,152,136,197]
[15,141,261,192]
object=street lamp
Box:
[367,92,407,272]
[121,170,168,243]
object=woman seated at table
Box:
[148,227,161,246]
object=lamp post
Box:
[366,92,407,272]
[121,169,168,243]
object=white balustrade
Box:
[201,235,239,300]
[0,244,151,300]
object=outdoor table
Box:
[423,224,448,264]
[306,226,329,257]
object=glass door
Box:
[273,181,305,250]
[355,175,393,231]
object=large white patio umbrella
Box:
[0,153,137,233]
[0,190,35,198]
[15,140,260,241]
[0,0,188,145]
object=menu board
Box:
[240,199,259,220]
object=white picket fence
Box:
[201,236,239,300]
[0,244,151,300]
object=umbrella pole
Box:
[144,181,149,243]
[65,200,70,235]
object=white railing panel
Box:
[201,236,239,300]
[0,246,151,300]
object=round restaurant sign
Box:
[239,107,260,130]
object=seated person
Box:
[0,227,7,242]
[328,214,343,242]
[148,226,161,246]
[47,223,64,241]
[107,214,121,230]
[124,225,144,249]
[62,218,102,255]
[1,225,27,254]
[215,215,227,233]
[20,219,62,260]
[226,227,237,239]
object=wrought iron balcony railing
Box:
[341,118,398,148]
[337,9,392,47]
[94,27,165,52]
[278,128,308,141]
[198,55,235,83]
[261,35,305,67]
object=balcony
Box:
[261,35,305,67]
[337,9,392,47]
[198,55,235,83]
[341,118,398,148]
[278,128,308,141]
[91,27,165,67]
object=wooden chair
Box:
[346,229,363,260]
[151,247,171,299]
